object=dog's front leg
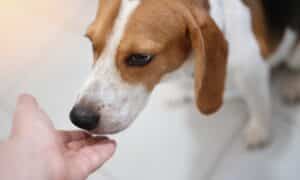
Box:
[234,62,271,149]
[222,0,272,149]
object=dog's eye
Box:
[126,54,154,67]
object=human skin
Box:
[0,94,116,180]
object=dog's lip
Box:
[89,120,133,135]
[90,127,127,135]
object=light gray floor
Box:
[1,0,300,179]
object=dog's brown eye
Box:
[126,54,154,67]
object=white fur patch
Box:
[209,0,226,31]
[268,28,298,67]
[76,0,148,134]
[160,54,194,83]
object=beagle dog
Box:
[70,0,300,148]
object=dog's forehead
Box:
[118,0,189,56]
[123,0,186,40]
[87,0,183,48]
[87,0,141,59]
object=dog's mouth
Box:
[89,120,133,135]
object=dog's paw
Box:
[244,120,270,150]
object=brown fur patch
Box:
[86,0,121,61]
[182,6,228,114]
[243,0,283,58]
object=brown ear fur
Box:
[86,0,121,59]
[186,7,228,115]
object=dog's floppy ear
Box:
[86,0,121,38]
[185,7,228,115]
[86,0,121,58]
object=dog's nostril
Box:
[70,105,100,131]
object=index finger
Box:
[11,94,41,135]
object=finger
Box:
[11,94,39,134]
[67,136,109,151]
[14,94,39,117]
[69,139,116,177]
[11,94,54,137]
[58,130,91,144]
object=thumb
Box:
[69,139,116,179]
[11,94,53,137]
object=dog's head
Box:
[70,0,228,134]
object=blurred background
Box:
[1,0,300,179]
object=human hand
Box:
[0,94,116,180]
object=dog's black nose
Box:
[70,105,100,131]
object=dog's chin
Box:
[89,127,127,135]
[89,119,134,135]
